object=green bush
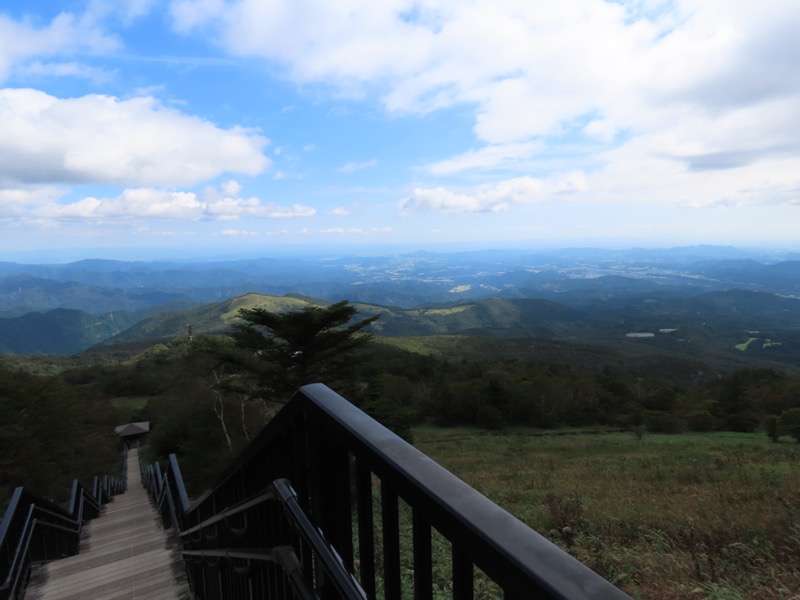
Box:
[685,410,715,432]
[476,405,506,430]
[726,411,760,433]
[779,408,800,442]
[762,414,780,442]
[646,412,686,433]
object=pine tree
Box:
[228,300,379,402]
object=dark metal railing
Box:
[0,447,127,600]
[144,383,631,599]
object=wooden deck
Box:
[26,448,190,600]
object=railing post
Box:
[381,481,402,600]
[67,480,80,518]
[306,419,353,596]
[452,549,473,600]
[355,460,376,599]
[412,508,433,600]
[168,454,191,516]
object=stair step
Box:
[25,448,190,600]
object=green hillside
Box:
[3,288,800,380]
[101,293,318,345]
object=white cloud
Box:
[0,12,119,81]
[170,0,228,33]
[168,0,800,211]
[400,188,502,214]
[424,143,540,175]
[319,226,392,235]
[0,89,270,186]
[220,228,261,236]
[44,189,205,220]
[221,180,242,196]
[0,186,67,219]
[329,207,350,216]
[15,61,116,83]
[337,159,377,173]
[0,184,316,225]
[400,174,588,214]
[175,0,433,83]
[88,0,158,25]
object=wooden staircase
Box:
[25,448,189,600]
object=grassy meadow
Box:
[412,429,800,600]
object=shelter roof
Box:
[114,421,150,437]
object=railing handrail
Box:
[310,384,630,598]
[0,446,128,600]
[145,383,631,599]
[269,477,367,600]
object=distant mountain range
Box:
[1,246,799,374]
[0,308,140,355]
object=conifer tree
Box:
[228,300,379,402]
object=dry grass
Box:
[413,429,800,600]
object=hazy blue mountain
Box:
[3,245,800,317]
[2,245,800,368]
[0,308,139,355]
[0,274,198,315]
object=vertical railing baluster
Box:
[381,481,401,600]
[356,460,376,599]
[127,384,632,600]
[452,548,473,600]
[412,508,433,600]
[308,412,353,597]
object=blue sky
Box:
[1,0,799,258]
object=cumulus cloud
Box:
[0,11,119,81]
[0,89,270,186]
[220,180,242,196]
[0,186,67,219]
[0,184,316,224]
[401,177,541,214]
[400,174,588,214]
[167,0,800,209]
[166,0,640,141]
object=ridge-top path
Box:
[26,447,190,600]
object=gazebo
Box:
[114,421,150,443]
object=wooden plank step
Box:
[25,448,191,600]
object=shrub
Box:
[726,411,760,433]
[779,408,800,442]
[646,412,686,433]
[686,410,715,432]
[476,405,506,430]
[762,414,780,442]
